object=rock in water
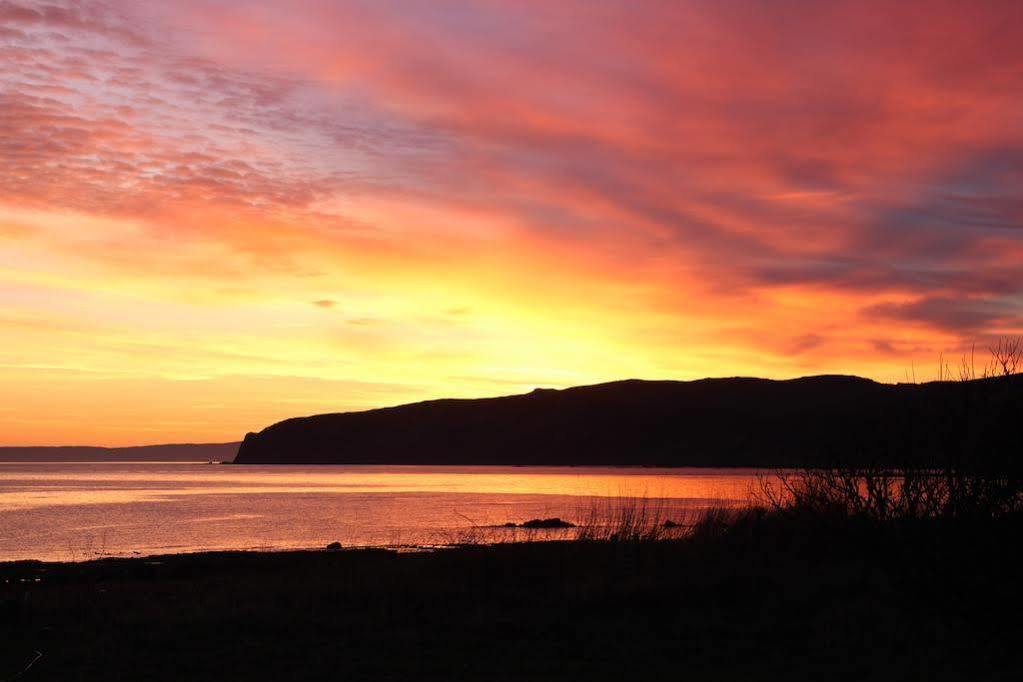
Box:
[521,518,575,529]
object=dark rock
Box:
[325,542,343,550]
[663,520,681,528]
[521,518,575,529]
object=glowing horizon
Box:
[2,1,1022,446]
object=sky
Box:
[2,0,1022,445]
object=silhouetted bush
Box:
[758,338,1023,522]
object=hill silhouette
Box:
[235,374,1023,466]
[0,442,240,462]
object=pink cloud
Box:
[3,0,1023,357]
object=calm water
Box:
[0,463,761,562]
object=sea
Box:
[0,462,764,562]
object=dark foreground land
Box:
[3,514,1021,681]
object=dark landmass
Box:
[0,442,239,462]
[2,513,1020,681]
[236,374,1023,466]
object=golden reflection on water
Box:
[0,464,760,508]
[0,463,764,562]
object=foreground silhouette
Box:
[2,510,1021,681]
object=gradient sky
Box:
[2,1,1022,445]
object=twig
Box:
[3,650,42,682]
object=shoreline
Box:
[3,515,1021,680]
[0,544,444,570]
[0,459,772,468]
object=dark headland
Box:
[236,374,1023,466]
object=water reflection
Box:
[0,463,762,562]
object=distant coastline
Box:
[0,442,240,463]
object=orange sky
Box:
[2,0,1022,445]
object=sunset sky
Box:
[2,1,1022,445]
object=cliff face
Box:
[234,375,1023,467]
